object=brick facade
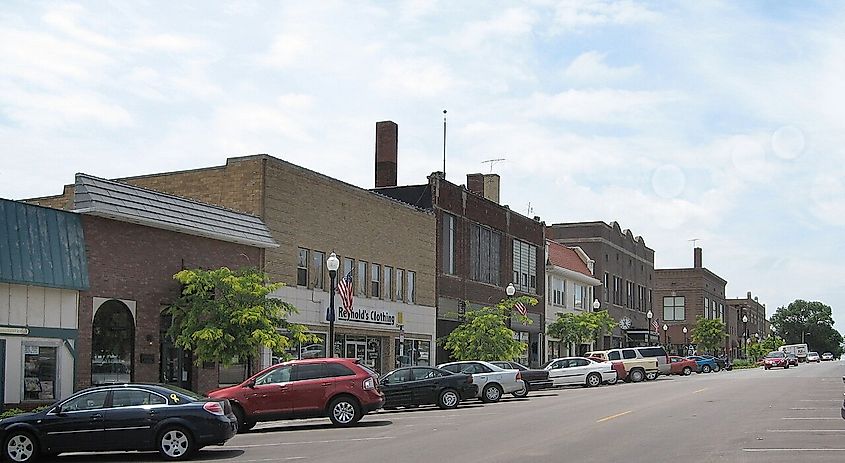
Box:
[654,269,728,356]
[78,215,263,393]
[727,292,768,358]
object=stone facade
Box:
[546,221,654,349]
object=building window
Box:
[512,239,537,293]
[613,276,622,305]
[395,339,431,367]
[719,303,724,320]
[550,276,565,306]
[443,213,457,275]
[469,223,501,285]
[407,271,416,303]
[704,297,710,319]
[663,296,685,321]
[297,248,309,287]
[574,284,585,309]
[648,289,653,309]
[396,269,404,302]
[384,266,393,300]
[626,281,634,309]
[604,273,610,302]
[371,263,381,298]
[356,261,368,297]
[23,344,57,401]
[342,257,354,279]
[312,250,325,290]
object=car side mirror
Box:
[52,405,64,415]
[245,379,256,388]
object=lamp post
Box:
[647,310,653,346]
[593,299,601,311]
[742,314,748,359]
[662,323,668,348]
[326,252,339,358]
[682,326,688,356]
[505,283,515,329]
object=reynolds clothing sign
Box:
[338,307,396,326]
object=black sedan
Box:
[380,367,478,409]
[490,361,553,397]
[0,384,236,462]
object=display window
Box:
[23,344,58,401]
[394,339,431,368]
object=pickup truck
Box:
[585,350,659,383]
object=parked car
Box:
[786,353,799,366]
[762,351,790,369]
[841,376,845,420]
[585,350,658,382]
[807,352,821,362]
[379,367,477,410]
[490,361,553,397]
[208,358,384,431]
[437,361,524,403]
[822,352,835,361]
[686,356,720,373]
[544,357,617,387]
[669,356,697,375]
[0,384,236,462]
[698,354,727,371]
[602,346,670,378]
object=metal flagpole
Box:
[442,109,447,177]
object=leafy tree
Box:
[760,335,784,352]
[770,300,843,356]
[547,310,617,355]
[443,296,537,361]
[691,316,727,354]
[165,267,316,368]
[746,340,767,362]
[582,310,617,342]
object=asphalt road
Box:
[51,360,845,463]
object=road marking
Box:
[234,458,306,462]
[693,388,707,394]
[744,449,845,453]
[789,407,839,410]
[782,417,841,420]
[799,399,841,402]
[235,436,395,448]
[767,429,845,433]
[596,410,632,423]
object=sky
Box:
[2,1,844,332]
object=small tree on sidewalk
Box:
[547,310,617,356]
[443,296,537,361]
[165,267,317,372]
[691,316,727,354]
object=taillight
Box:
[515,372,522,381]
[203,402,225,416]
[363,377,375,391]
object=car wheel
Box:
[158,426,194,461]
[701,365,712,373]
[481,384,503,403]
[511,382,529,398]
[605,376,618,385]
[4,431,38,463]
[784,364,789,369]
[713,364,721,372]
[764,366,770,370]
[682,366,692,376]
[629,369,645,383]
[438,389,461,409]
[586,373,602,388]
[232,404,255,433]
[645,371,658,381]
[329,396,362,426]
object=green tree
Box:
[547,310,616,355]
[691,316,727,354]
[165,267,316,368]
[746,340,767,362]
[760,335,784,352]
[582,310,617,342]
[770,300,843,356]
[443,296,537,361]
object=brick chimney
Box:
[466,173,500,204]
[375,121,398,188]
[694,247,702,268]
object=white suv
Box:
[605,346,671,377]
[437,361,524,403]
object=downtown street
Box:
[46,361,845,463]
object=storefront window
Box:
[23,345,57,401]
[394,339,431,368]
[273,333,327,363]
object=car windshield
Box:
[767,352,785,358]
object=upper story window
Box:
[704,297,710,318]
[512,239,537,293]
[443,213,457,275]
[396,269,404,301]
[407,271,416,303]
[549,276,565,307]
[469,223,501,285]
[574,284,586,309]
[356,261,368,297]
[612,276,622,305]
[312,250,325,290]
[384,266,393,300]
[604,273,610,303]
[342,257,354,279]
[625,281,634,309]
[371,263,381,298]
[663,296,685,321]
[297,248,309,287]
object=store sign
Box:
[338,307,397,326]
[0,327,29,336]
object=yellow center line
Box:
[693,388,707,394]
[596,410,632,423]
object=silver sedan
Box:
[544,357,617,387]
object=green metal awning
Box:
[0,198,89,291]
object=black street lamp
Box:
[741,314,748,359]
[505,283,516,329]
[662,323,668,348]
[646,310,653,345]
[327,252,339,358]
[683,326,688,353]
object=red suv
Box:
[208,358,384,432]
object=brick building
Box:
[373,121,546,366]
[727,292,768,358]
[654,248,729,356]
[33,155,437,374]
[546,221,655,349]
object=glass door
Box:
[345,339,366,364]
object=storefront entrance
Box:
[160,314,192,389]
[91,300,134,385]
[338,335,383,373]
[345,339,366,363]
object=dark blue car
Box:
[0,384,236,462]
[686,356,720,373]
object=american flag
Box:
[336,271,354,312]
[514,301,527,317]
[651,317,660,333]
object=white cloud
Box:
[376,58,458,97]
[522,88,681,123]
[563,51,640,83]
[552,0,660,29]
[42,4,119,49]
[133,34,208,53]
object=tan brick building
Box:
[32,155,436,375]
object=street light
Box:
[326,252,339,358]
[506,283,515,297]
[647,310,653,345]
[593,299,601,311]
[662,323,668,347]
[683,326,688,355]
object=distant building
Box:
[544,240,601,361]
[546,221,654,349]
[654,248,728,356]
[727,292,768,358]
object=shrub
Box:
[731,359,758,369]
[0,405,50,420]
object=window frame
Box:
[297,248,309,287]
[312,250,325,290]
[371,263,381,298]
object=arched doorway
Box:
[91,300,135,385]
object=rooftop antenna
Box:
[527,202,534,216]
[442,110,447,179]
[481,158,506,173]
[689,238,700,248]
